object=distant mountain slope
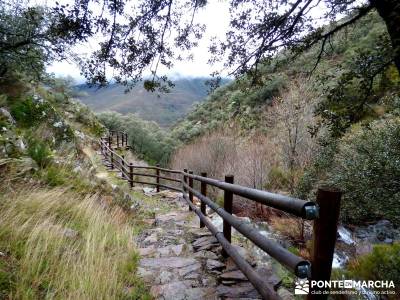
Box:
[170,12,393,142]
[75,78,223,127]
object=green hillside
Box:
[76,78,228,127]
[166,12,400,227]
[171,12,395,142]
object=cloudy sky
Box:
[40,0,340,83]
[46,1,231,83]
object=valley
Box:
[1,1,400,299]
[76,78,221,127]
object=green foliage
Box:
[316,32,398,137]
[170,74,286,142]
[295,137,338,199]
[9,92,76,143]
[10,96,50,128]
[348,243,400,291]
[172,12,398,144]
[98,111,177,166]
[0,2,85,81]
[287,246,300,256]
[75,105,105,137]
[0,259,14,299]
[76,78,215,128]
[0,3,45,79]
[298,117,400,226]
[37,165,66,187]
[27,139,52,169]
[328,117,400,225]
[266,167,290,191]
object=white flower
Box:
[53,121,63,128]
[74,130,85,139]
[1,127,6,132]
[19,140,26,151]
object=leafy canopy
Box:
[2,0,399,91]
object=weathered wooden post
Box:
[183,168,188,197]
[200,172,207,228]
[117,133,120,149]
[121,155,125,179]
[188,170,194,211]
[108,136,112,149]
[129,163,134,188]
[156,164,160,192]
[308,187,342,299]
[110,151,114,170]
[223,175,234,257]
[125,133,128,147]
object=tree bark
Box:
[371,0,400,72]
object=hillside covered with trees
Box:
[76,77,220,127]
[169,11,400,227]
[99,11,400,290]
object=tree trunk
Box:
[371,0,400,72]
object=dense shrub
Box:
[348,243,400,296]
[27,138,52,168]
[98,111,177,166]
[267,167,290,191]
[38,165,67,186]
[295,137,338,199]
[328,117,400,226]
[10,96,50,127]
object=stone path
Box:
[96,145,294,299]
[135,192,290,300]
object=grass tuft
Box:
[0,188,150,299]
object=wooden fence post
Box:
[129,163,134,188]
[308,187,342,299]
[125,133,128,147]
[121,155,125,179]
[188,170,194,211]
[156,164,160,192]
[200,172,207,228]
[183,168,188,197]
[117,133,120,149]
[108,136,112,149]
[223,175,234,257]
[110,151,114,170]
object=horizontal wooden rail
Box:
[157,175,181,183]
[129,172,180,183]
[183,182,310,277]
[185,173,319,220]
[100,136,182,194]
[156,167,182,174]
[100,132,342,300]
[182,191,280,300]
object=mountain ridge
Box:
[75,77,230,127]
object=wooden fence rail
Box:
[100,131,341,300]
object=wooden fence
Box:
[100,131,342,300]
